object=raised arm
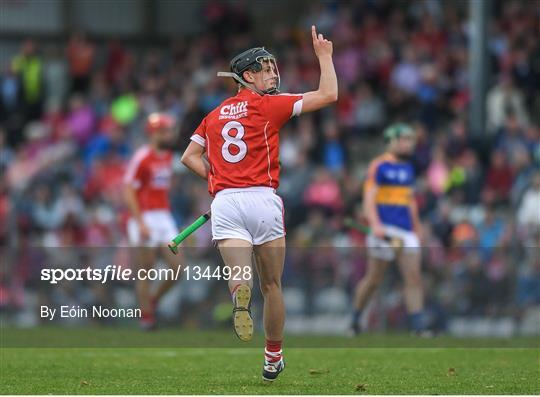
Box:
[301,25,338,113]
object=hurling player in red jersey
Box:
[124,113,182,330]
[181,26,337,381]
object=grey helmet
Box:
[217,47,280,95]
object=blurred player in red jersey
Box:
[181,26,337,381]
[124,113,181,330]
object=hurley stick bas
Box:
[168,211,211,254]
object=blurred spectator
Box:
[353,83,385,133]
[486,74,529,132]
[451,220,477,248]
[31,184,62,231]
[66,94,96,146]
[0,64,20,117]
[524,124,540,166]
[55,184,87,226]
[484,150,513,204]
[431,200,454,247]
[280,150,313,227]
[475,206,508,261]
[43,45,68,110]
[84,115,129,169]
[66,32,95,94]
[412,122,431,172]
[416,63,441,130]
[104,40,130,87]
[510,146,535,206]
[321,120,345,174]
[303,168,343,215]
[11,40,44,122]
[445,119,469,160]
[0,173,10,244]
[0,63,24,148]
[0,128,14,170]
[460,149,484,204]
[391,46,421,95]
[517,171,540,229]
[426,144,449,196]
[496,112,529,163]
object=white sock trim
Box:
[265,349,282,356]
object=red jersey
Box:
[191,89,303,196]
[123,145,173,211]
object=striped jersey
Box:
[364,152,415,231]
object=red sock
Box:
[150,297,158,312]
[230,284,242,302]
[141,310,155,322]
[265,339,282,363]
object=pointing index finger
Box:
[311,25,317,41]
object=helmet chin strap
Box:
[262,76,279,94]
[217,71,278,95]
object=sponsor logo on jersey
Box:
[151,166,172,188]
[219,101,248,120]
[384,168,411,184]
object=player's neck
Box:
[387,151,410,162]
[149,142,167,154]
[238,86,262,97]
[385,151,398,161]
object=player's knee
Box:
[367,274,384,289]
[259,279,281,297]
[412,276,423,288]
[404,271,422,288]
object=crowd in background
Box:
[1,0,539,332]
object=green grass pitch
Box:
[1,327,539,394]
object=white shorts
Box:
[211,187,285,245]
[366,224,420,261]
[127,210,178,247]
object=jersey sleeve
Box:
[263,93,303,129]
[123,150,146,189]
[190,117,207,147]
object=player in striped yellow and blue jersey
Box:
[351,123,426,335]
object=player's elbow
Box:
[321,90,338,104]
[328,91,338,103]
[181,153,201,175]
[180,152,192,167]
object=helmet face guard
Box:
[217,47,280,95]
[383,123,415,142]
